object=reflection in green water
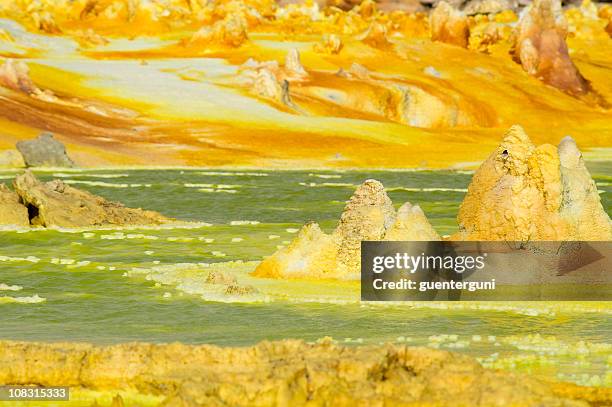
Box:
[0,168,610,387]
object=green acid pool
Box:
[0,168,610,387]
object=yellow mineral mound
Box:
[511,0,591,96]
[0,59,66,103]
[454,125,611,241]
[464,0,516,16]
[189,14,249,48]
[313,33,343,54]
[384,202,441,241]
[358,21,392,48]
[0,59,39,95]
[468,21,512,52]
[557,135,612,240]
[430,1,470,47]
[253,179,439,279]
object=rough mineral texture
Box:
[0,149,25,168]
[16,133,75,168]
[0,59,38,94]
[253,179,439,279]
[333,179,396,274]
[0,339,609,407]
[384,202,441,241]
[468,21,512,52]
[189,15,248,48]
[430,1,470,47]
[511,0,590,96]
[557,136,612,241]
[284,48,308,78]
[463,0,516,15]
[397,85,471,128]
[377,0,425,13]
[252,222,338,279]
[358,22,392,48]
[313,34,343,54]
[454,125,611,241]
[0,184,29,227]
[11,171,171,228]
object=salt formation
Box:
[0,184,29,227]
[384,202,441,241]
[284,48,308,79]
[512,0,590,96]
[358,22,392,48]
[253,180,440,279]
[252,68,295,107]
[0,59,59,102]
[377,0,425,13]
[455,125,611,240]
[32,11,61,34]
[463,0,516,15]
[313,34,343,54]
[239,49,308,107]
[397,85,469,128]
[8,171,170,228]
[0,339,607,406]
[74,28,110,47]
[190,15,248,48]
[0,59,38,95]
[253,69,286,101]
[468,21,511,52]
[557,136,612,241]
[430,1,470,47]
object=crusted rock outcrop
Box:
[358,22,392,48]
[253,69,295,107]
[557,136,612,240]
[253,180,440,279]
[189,15,248,48]
[313,34,344,54]
[468,21,512,52]
[511,0,590,96]
[377,0,426,13]
[397,85,470,128]
[16,133,75,168]
[0,60,60,103]
[454,125,611,241]
[332,179,396,274]
[238,50,309,108]
[11,171,171,228]
[284,48,308,78]
[463,0,516,15]
[0,184,29,227]
[430,1,470,47]
[0,339,608,406]
[0,59,38,95]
